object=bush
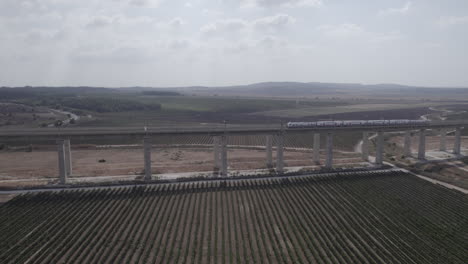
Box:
[58,97,162,113]
[142,91,181,96]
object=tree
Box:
[54,120,63,127]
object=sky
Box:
[0,0,467,87]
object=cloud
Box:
[86,16,114,29]
[317,23,402,43]
[222,35,287,54]
[200,19,248,36]
[317,23,365,38]
[165,17,185,28]
[378,2,412,16]
[437,16,468,27]
[74,45,154,64]
[128,0,162,8]
[201,9,224,17]
[167,39,190,50]
[242,0,322,8]
[252,14,296,32]
[370,31,402,43]
[84,15,156,30]
[201,14,295,36]
[0,0,49,16]
[257,35,287,49]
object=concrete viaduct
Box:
[0,120,466,184]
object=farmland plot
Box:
[0,171,467,263]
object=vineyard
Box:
[0,171,467,263]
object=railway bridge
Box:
[0,120,466,184]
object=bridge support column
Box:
[266,135,273,168]
[57,139,67,184]
[376,131,384,165]
[276,133,284,174]
[64,139,72,176]
[213,136,221,172]
[313,133,320,164]
[454,127,462,155]
[220,135,228,177]
[439,129,447,151]
[418,129,426,160]
[404,131,412,157]
[143,136,152,180]
[325,132,333,169]
[362,132,369,161]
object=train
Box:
[287,119,430,128]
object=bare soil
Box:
[0,146,362,188]
[387,135,468,189]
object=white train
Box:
[287,119,430,128]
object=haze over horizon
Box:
[1,0,467,87]
[3,81,468,90]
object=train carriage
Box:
[287,119,430,129]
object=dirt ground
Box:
[387,135,468,189]
[389,134,468,153]
[0,146,363,188]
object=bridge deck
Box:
[0,120,466,139]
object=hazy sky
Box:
[1,0,467,87]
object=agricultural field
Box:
[0,170,467,263]
[251,102,443,118]
[0,85,453,128]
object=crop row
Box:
[0,171,467,263]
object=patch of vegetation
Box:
[57,97,162,113]
[142,91,182,96]
[461,156,468,165]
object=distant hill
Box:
[2,82,468,99]
[176,82,468,99]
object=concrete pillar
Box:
[213,136,221,170]
[454,127,462,155]
[439,129,447,151]
[57,140,67,184]
[404,131,412,157]
[418,129,426,160]
[276,133,284,173]
[220,135,228,177]
[375,131,384,165]
[266,135,273,168]
[325,132,333,169]
[362,132,369,161]
[313,133,320,164]
[143,136,152,180]
[64,139,72,176]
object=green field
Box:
[252,102,445,118]
[1,171,467,263]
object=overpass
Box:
[0,120,466,184]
